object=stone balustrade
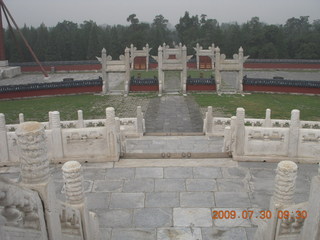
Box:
[255,161,320,240]
[0,121,99,239]
[0,106,145,166]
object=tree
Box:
[176,11,200,46]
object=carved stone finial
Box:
[102,48,106,54]
[62,161,84,205]
[51,111,61,128]
[16,122,50,184]
[158,46,163,51]
[274,161,298,205]
[239,46,243,52]
[215,47,220,53]
[146,43,149,48]
[106,107,115,126]
[0,113,5,131]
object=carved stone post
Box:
[158,46,163,96]
[19,113,24,123]
[16,121,62,240]
[62,161,99,240]
[238,47,244,92]
[136,106,144,136]
[182,45,187,95]
[215,47,221,92]
[230,116,237,154]
[205,106,213,135]
[264,161,297,240]
[146,43,150,71]
[101,48,108,94]
[195,43,200,70]
[50,111,64,160]
[124,47,130,96]
[264,109,272,127]
[0,113,9,163]
[288,110,300,158]
[130,44,134,70]
[106,107,120,161]
[211,43,215,70]
[300,163,320,239]
[77,110,84,128]
[235,108,245,157]
[223,126,231,153]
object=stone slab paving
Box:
[1,159,319,240]
[145,95,203,133]
[125,135,224,153]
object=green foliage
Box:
[4,15,320,62]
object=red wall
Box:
[0,85,102,100]
[187,85,216,91]
[243,85,320,94]
[21,64,101,72]
[244,63,320,69]
[130,85,159,92]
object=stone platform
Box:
[1,159,317,240]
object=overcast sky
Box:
[4,0,320,28]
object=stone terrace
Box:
[1,159,317,240]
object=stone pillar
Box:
[146,43,150,71]
[195,43,200,70]
[223,126,231,153]
[101,48,108,94]
[0,113,9,163]
[50,111,64,160]
[182,45,187,95]
[62,161,98,240]
[230,116,237,154]
[158,46,163,96]
[130,44,134,70]
[235,108,245,157]
[16,121,62,240]
[264,109,272,127]
[77,110,84,128]
[300,163,320,240]
[106,107,120,161]
[288,110,300,158]
[211,43,215,70]
[124,47,130,96]
[215,47,221,92]
[19,113,24,123]
[238,47,244,92]
[136,106,144,136]
[262,161,298,240]
[205,106,213,135]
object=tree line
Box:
[4,12,320,62]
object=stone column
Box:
[205,106,213,135]
[130,44,134,70]
[195,43,200,70]
[62,161,98,240]
[211,43,215,70]
[16,121,62,240]
[263,161,298,240]
[235,108,245,157]
[101,48,108,94]
[124,47,130,96]
[77,110,84,128]
[288,110,300,158]
[300,163,320,240]
[223,126,231,153]
[230,116,237,154]
[182,45,187,95]
[158,46,163,96]
[264,109,272,127]
[106,107,120,161]
[238,47,244,92]
[50,111,64,160]
[19,113,24,123]
[146,43,150,71]
[136,106,144,136]
[0,113,9,163]
[215,47,221,92]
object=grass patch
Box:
[192,93,320,121]
[0,94,156,124]
[131,70,157,78]
[188,70,214,78]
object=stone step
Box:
[123,152,230,159]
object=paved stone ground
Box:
[145,96,203,133]
[126,136,223,153]
[1,160,318,240]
